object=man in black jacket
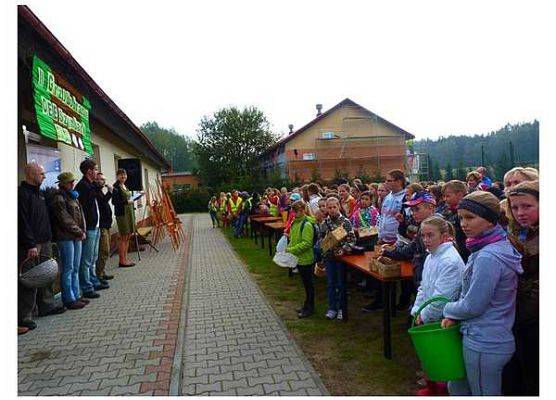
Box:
[75,159,109,299]
[94,172,114,281]
[18,162,52,333]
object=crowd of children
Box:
[208,165,539,396]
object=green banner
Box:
[32,55,93,154]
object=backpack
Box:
[300,219,322,263]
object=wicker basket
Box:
[19,255,59,289]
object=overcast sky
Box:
[25,0,545,141]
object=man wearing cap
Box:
[363,191,439,313]
[18,162,52,334]
[75,159,109,299]
[50,172,89,310]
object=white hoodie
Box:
[411,242,464,324]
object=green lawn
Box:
[221,226,420,395]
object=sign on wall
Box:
[26,144,61,189]
[32,55,93,154]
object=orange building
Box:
[259,98,415,182]
[162,171,201,191]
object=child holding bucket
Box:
[440,191,523,396]
[411,216,465,395]
[411,216,464,324]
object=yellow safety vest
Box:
[229,197,243,214]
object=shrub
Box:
[169,188,211,213]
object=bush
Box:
[169,188,211,213]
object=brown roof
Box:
[19,6,171,171]
[162,171,197,177]
[262,98,415,156]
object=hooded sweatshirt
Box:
[443,229,523,354]
[411,242,465,324]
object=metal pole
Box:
[481,144,485,166]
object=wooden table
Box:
[336,251,413,359]
[264,221,285,257]
[249,216,281,248]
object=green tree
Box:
[494,152,512,181]
[431,159,441,181]
[141,121,197,172]
[444,161,453,181]
[194,106,278,187]
[311,167,322,183]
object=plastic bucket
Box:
[408,296,466,382]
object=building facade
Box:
[161,172,201,191]
[259,98,415,182]
[18,6,171,227]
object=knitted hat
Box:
[457,191,500,224]
[405,191,437,207]
[56,172,76,184]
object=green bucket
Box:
[408,296,466,382]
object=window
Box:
[321,131,335,140]
[302,153,316,161]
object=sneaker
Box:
[292,268,299,274]
[336,310,344,321]
[77,297,90,304]
[99,274,114,280]
[325,310,337,319]
[361,302,383,313]
[118,263,135,268]
[83,291,100,299]
[298,308,314,319]
[76,300,89,307]
[94,283,110,291]
[20,319,37,330]
[18,327,29,335]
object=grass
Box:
[221,226,420,395]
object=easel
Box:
[146,179,185,251]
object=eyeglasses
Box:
[385,179,395,182]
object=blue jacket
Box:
[411,242,464,324]
[378,189,406,243]
[443,238,523,354]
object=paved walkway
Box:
[180,214,328,396]
[18,215,191,396]
[18,213,327,396]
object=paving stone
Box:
[236,384,265,396]
[195,382,222,394]
[109,383,142,395]
[264,381,292,393]
[290,377,318,390]
[98,375,131,389]
[222,377,248,391]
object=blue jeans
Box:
[79,228,101,293]
[325,258,346,312]
[234,214,248,237]
[449,345,514,395]
[57,240,82,305]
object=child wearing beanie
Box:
[441,191,523,396]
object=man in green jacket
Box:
[287,201,317,318]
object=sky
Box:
[22,0,547,141]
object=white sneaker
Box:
[292,267,299,274]
[325,310,337,319]
[336,310,344,320]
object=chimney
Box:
[316,104,323,116]
[288,124,294,134]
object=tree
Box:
[311,167,322,183]
[193,106,278,187]
[444,161,453,181]
[431,159,441,181]
[141,121,197,172]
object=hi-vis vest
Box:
[219,199,227,213]
[229,197,243,214]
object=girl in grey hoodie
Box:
[442,191,523,396]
